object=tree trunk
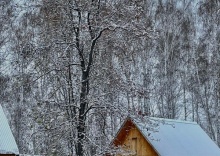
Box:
[76,71,89,156]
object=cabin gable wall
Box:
[116,126,158,156]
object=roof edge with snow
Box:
[0,105,19,155]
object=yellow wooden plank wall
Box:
[120,127,158,156]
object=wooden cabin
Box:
[108,117,220,156]
[0,105,19,156]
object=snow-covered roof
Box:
[0,105,19,155]
[132,117,220,156]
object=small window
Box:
[131,137,137,155]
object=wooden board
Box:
[113,119,158,156]
[122,127,158,156]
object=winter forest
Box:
[0,0,219,155]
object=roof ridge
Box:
[149,117,198,125]
[131,116,198,125]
